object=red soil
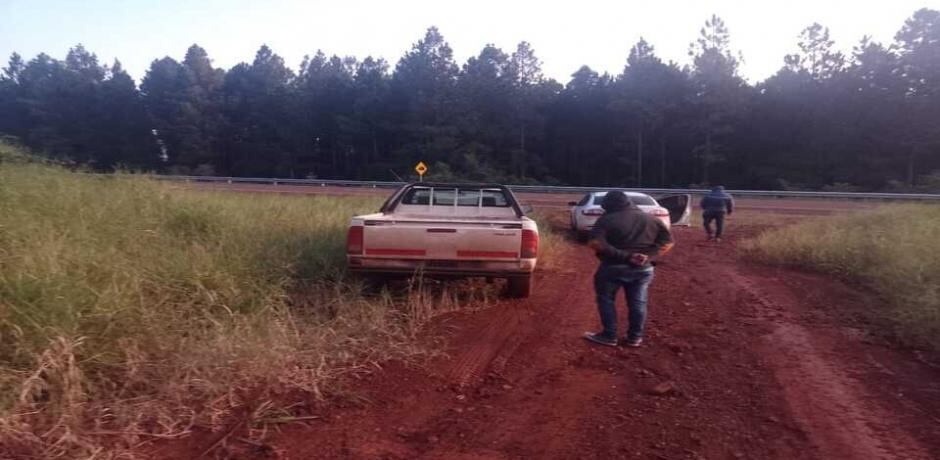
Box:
[149,215,940,460]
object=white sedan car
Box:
[568,191,690,238]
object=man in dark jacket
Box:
[700,186,734,242]
[584,191,674,348]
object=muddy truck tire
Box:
[507,275,533,298]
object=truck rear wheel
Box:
[507,275,533,298]
[360,274,390,293]
[575,230,589,243]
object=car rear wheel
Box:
[506,275,533,298]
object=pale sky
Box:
[2,0,937,84]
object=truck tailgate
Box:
[363,219,522,260]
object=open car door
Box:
[657,194,692,227]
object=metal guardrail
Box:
[151,174,940,201]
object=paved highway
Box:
[186,182,879,215]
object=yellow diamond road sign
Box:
[415,161,428,176]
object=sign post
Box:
[415,161,428,182]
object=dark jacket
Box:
[700,186,734,214]
[589,192,673,267]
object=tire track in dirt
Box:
[728,271,932,460]
[441,306,523,387]
[440,268,584,387]
[413,253,616,459]
[441,298,531,387]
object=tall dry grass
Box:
[0,143,513,458]
[741,205,940,348]
[528,212,564,271]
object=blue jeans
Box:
[703,211,725,238]
[594,263,655,341]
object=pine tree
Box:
[391,27,460,172]
[895,8,940,186]
[785,23,845,80]
[689,15,747,185]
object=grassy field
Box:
[0,143,554,457]
[742,205,940,349]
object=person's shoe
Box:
[706,234,714,241]
[583,332,618,347]
[623,337,644,348]
[714,237,722,243]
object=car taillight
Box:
[581,208,604,216]
[521,229,539,259]
[346,226,364,255]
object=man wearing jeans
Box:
[700,185,734,242]
[584,191,674,348]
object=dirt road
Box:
[157,215,940,460]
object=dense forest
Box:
[1,9,938,191]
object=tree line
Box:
[1,9,938,191]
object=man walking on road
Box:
[584,191,674,348]
[700,186,734,242]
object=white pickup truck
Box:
[346,183,539,297]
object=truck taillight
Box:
[521,229,539,259]
[652,208,670,217]
[347,226,364,255]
